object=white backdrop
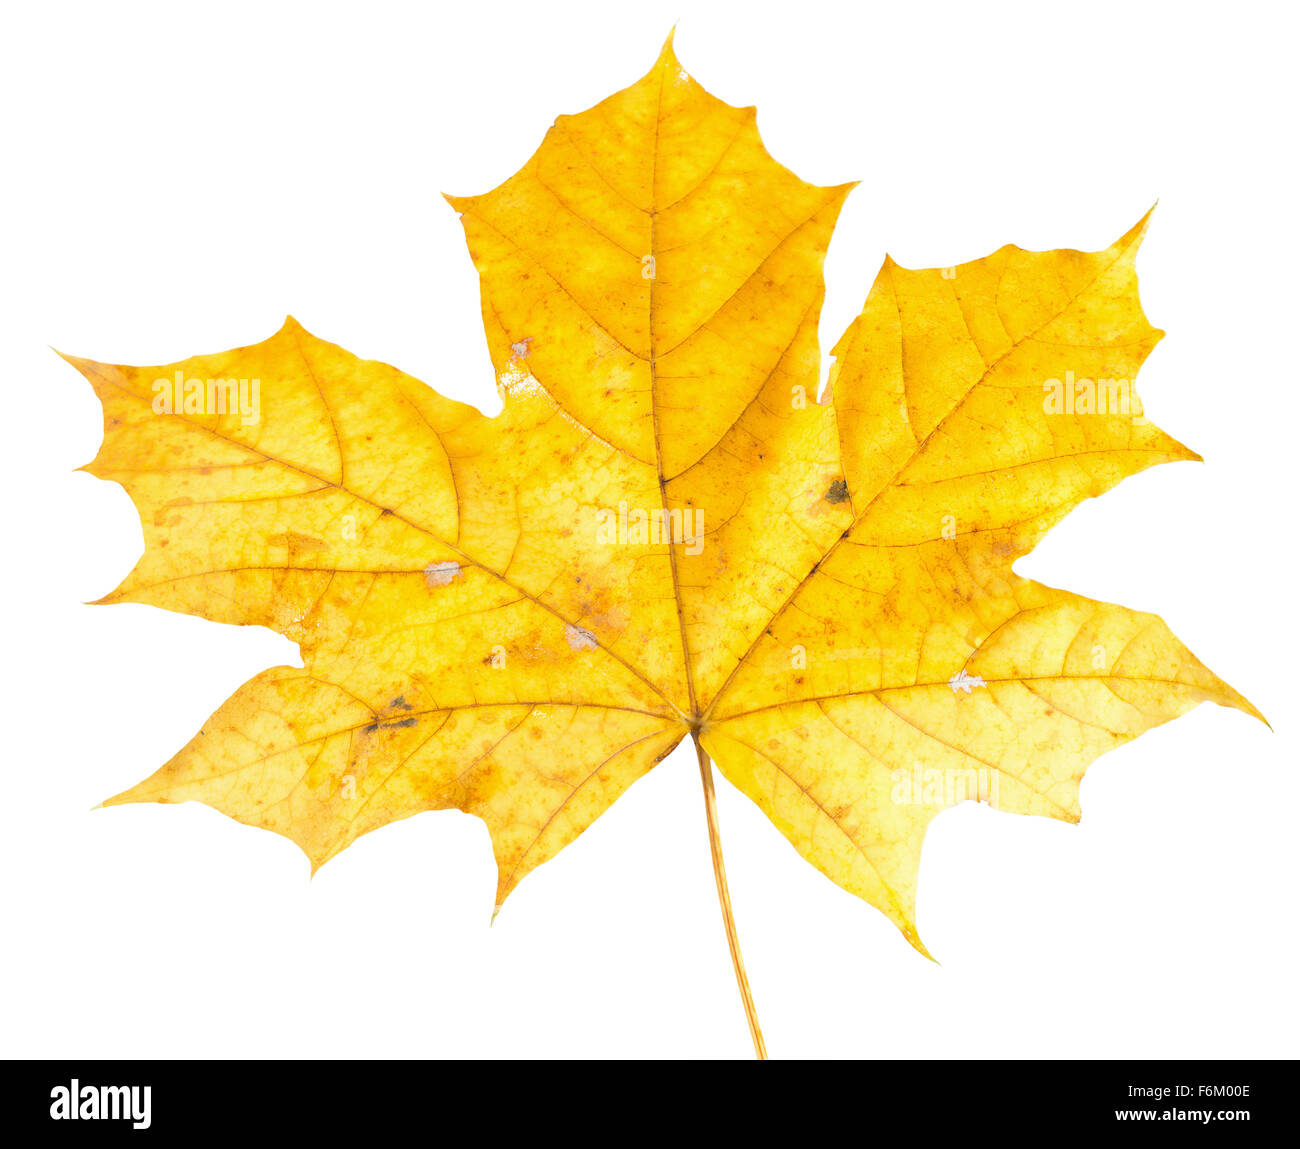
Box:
[1,0,1295,1060]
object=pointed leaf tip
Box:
[1120,204,1158,250]
[903,925,937,963]
[655,27,686,77]
[659,26,677,60]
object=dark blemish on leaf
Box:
[365,716,418,734]
[825,478,850,504]
[268,530,328,553]
[390,696,412,710]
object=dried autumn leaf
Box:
[66,35,1260,1055]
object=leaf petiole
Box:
[693,734,767,1060]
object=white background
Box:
[1,0,1296,1060]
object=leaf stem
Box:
[693,733,767,1060]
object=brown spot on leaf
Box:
[268,531,328,554]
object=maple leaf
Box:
[65,34,1260,1057]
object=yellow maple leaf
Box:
[65,35,1260,1058]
